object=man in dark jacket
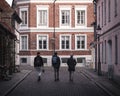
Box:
[67,54,77,81]
[34,52,44,81]
[52,52,60,81]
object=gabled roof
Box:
[0,0,13,12]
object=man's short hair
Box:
[37,52,40,55]
[54,52,57,55]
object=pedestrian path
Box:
[0,69,32,96]
[81,68,120,96]
[0,65,120,96]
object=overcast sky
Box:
[6,0,13,6]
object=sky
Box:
[6,0,13,6]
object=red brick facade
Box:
[16,0,94,66]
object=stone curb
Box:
[80,70,116,96]
[2,70,32,96]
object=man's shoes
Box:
[55,78,59,81]
[69,78,73,82]
[56,78,59,81]
[38,76,41,81]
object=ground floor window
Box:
[21,58,27,63]
[43,58,47,63]
[61,58,69,63]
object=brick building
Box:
[16,0,94,66]
[0,0,21,79]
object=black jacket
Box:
[34,56,43,67]
[67,57,76,71]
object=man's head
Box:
[70,53,73,58]
[54,52,57,55]
[37,52,40,56]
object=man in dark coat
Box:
[52,52,60,81]
[34,52,44,81]
[67,54,77,81]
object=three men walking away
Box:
[34,52,44,81]
[67,54,77,82]
[52,52,60,81]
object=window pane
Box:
[39,40,42,49]
[38,10,47,26]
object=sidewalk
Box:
[0,68,32,96]
[81,68,120,96]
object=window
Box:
[102,42,103,63]
[104,40,106,64]
[75,6,87,27]
[61,58,68,63]
[61,10,70,26]
[43,58,47,63]
[108,0,111,22]
[21,11,27,26]
[37,5,49,27]
[20,35,28,50]
[20,7,28,27]
[77,58,85,63]
[60,35,71,50]
[21,58,27,63]
[115,35,118,64]
[37,35,48,50]
[75,35,86,50]
[98,6,100,25]
[38,10,47,26]
[101,2,103,27]
[114,0,118,17]
[77,10,85,25]
[104,0,106,25]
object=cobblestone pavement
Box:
[0,65,120,96]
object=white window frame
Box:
[60,34,71,50]
[75,6,87,28]
[59,6,71,28]
[37,5,49,28]
[75,34,87,50]
[37,34,49,50]
[20,35,28,50]
[19,6,28,28]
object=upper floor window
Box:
[75,35,87,50]
[37,6,48,28]
[21,11,27,25]
[108,0,111,22]
[114,0,118,17]
[104,0,106,25]
[61,10,70,26]
[101,2,103,27]
[60,6,71,28]
[75,6,87,27]
[19,6,28,28]
[37,35,48,50]
[20,35,28,50]
[60,35,71,50]
[77,10,85,25]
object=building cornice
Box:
[17,0,93,5]
[19,27,94,33]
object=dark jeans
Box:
[69,71,74,81]
[54,68,59,81]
